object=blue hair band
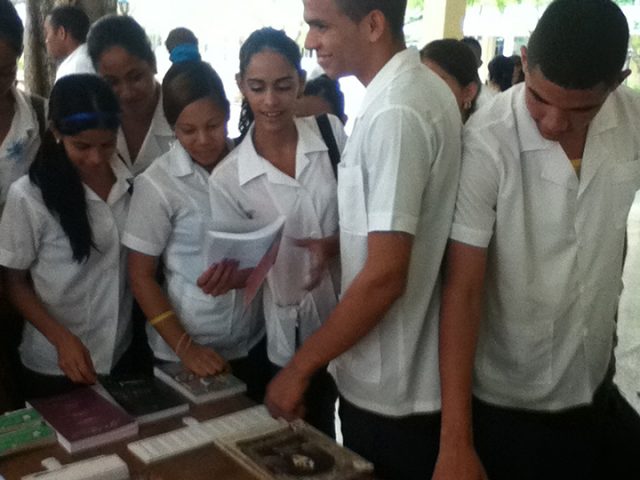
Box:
[170,43,201,64]
[57,111,120,135]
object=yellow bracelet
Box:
[149,310,175,326]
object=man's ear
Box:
[617,68,632,86]
[520,46,528,73]
[298,70,307,98]
[365,10,386,43]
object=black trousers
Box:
[339,396,441,480]
[473,380,640,480]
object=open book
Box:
[213,406,374,480]
[205,215,285,306]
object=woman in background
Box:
[208,27,346,437]
[420,39,480,123]
[88,15,173,176]
[124,58,269,402]
[0,74,133,399]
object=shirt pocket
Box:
[337,164,368,235]
[611,160,640,229]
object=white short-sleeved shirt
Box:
[116,89,173,176]
[209,115,346,367]
[0,87,42,211]
[123,141,264,362]
[55,44,96,82]
[0,158,134,375]
[332,48,462,416]
[451,83,640,410]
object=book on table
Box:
[0,407,56,457]
[212,406,374,480]
[28,386,138,454]
[20,454,130,480]
[98,375,189,425]
[205,215,285,306]
[153,362,246,405]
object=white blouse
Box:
[0,158,134,375]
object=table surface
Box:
[0,394,259,480]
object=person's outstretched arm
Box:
[432,240,489,480]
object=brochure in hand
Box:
[205,215,285,306]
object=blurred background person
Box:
[44,5,95,82]
[420,39,480,123]
[88,15,173,176]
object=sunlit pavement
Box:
[615,192,640,415]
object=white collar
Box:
[237,117,329,186]
[355,47,418,120]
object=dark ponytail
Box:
[29,74,120,263]
[237,27,303,141]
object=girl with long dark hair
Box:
[208,28,346,436]
[0,74,134,399]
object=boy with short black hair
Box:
[435,1,640,479]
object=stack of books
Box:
[28,387,138,454]
[0,407,56,457]
[153,362,246,405]
[98,375,189,425]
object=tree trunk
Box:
[24,0,56,97]
[23,0,117,98]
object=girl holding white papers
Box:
[208,28,346,437]
[123,59,268,401]
[0,75,133,399]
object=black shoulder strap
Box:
[28,94,46,138]
[315,114,340,179]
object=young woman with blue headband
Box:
[0,74,135,399]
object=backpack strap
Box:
[28,94,46,138]
[315,113,340,179]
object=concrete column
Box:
[422,0,467,44]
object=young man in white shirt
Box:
[435,1,640,479]
[44,5,95,82]
[265,0,461,477]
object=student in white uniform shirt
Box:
[0,75,134,400]
[0,0,45,412]
[266,2,461,477]
[0,0,43,213]
[124,58,270,402]
[436,1,640,479]
[44,5,95,82]
[208,28,346,437]
[87,15,173,176]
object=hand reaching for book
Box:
[55,329,97,385]
[179,343,229,377]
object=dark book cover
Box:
[99,375,189,424]
[29,386,138,453]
